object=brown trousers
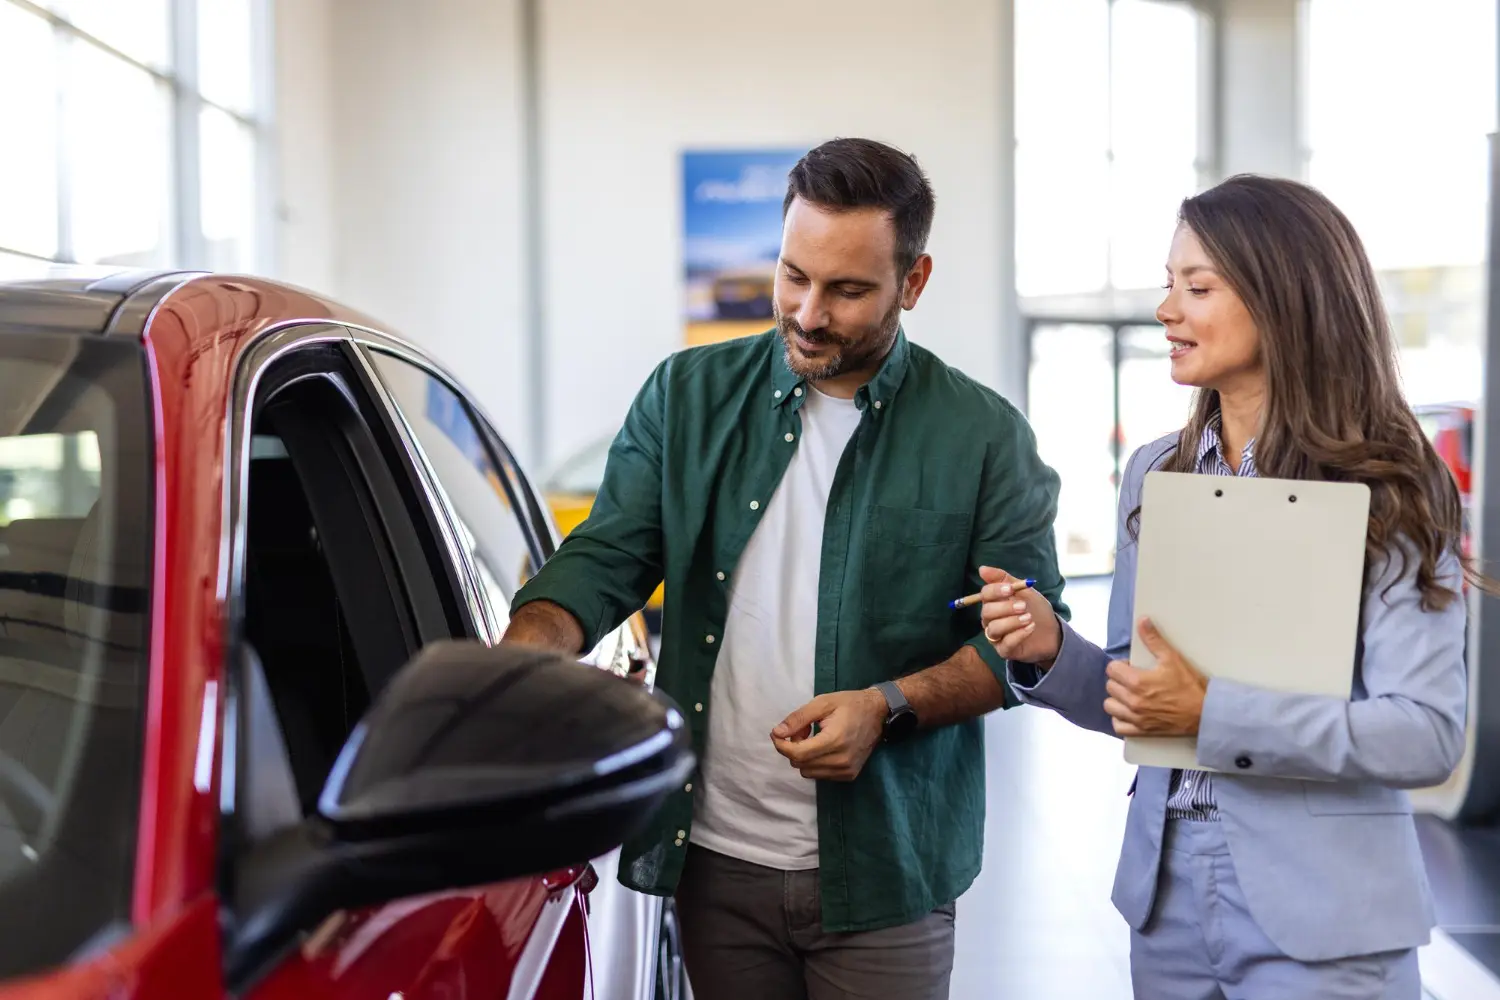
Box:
[673,845,956,1000]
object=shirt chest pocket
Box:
[861,505,971,621]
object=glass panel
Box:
[1029,324,1118,576]
[1306,0,1495,415]
[1118,325,1197,459]
[0,335,150,980]
[1018,0,1201,299]
[1016,148,1111,297]
[198,0,255,114]
[1015,0,1109,147]
[370,353,537,634]
[0,6,60,259]
[1306,0,1496,270]
[1110,0,1199,291]
[200,105,257,272]
[47,0,170,69]
[1015,0,1110,298]
[63,43,172,266]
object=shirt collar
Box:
[1197,411,1257,468]
[770,327,911,414]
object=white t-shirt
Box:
[690,385,864,871]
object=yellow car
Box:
[543,435,665,633]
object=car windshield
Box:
[0,334,150,978]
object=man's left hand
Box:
[1104,617,1208,737]
[771,690,888,781]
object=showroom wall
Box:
[275,0,533,456]
[274,0,1020,472]
[535,0,1019,467]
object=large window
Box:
[1016,0,1203,300]
[1017,0,1205,575]
[0,0,267,274]
[1303,0,1497,409]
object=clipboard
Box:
[1123,471,1371,771]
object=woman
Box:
[983,174,1473,999]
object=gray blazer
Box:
[1009,433,1468,963]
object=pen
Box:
[948,578,1035,610]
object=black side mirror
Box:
[224,640,693,990]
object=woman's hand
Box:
[979,566,1062,665]
[1104,618,1208,737]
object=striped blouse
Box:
[1164,413,1258,822]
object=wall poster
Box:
[681,148,806,347]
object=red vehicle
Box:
[1415,402,1475,560]
[0,269,692,1000]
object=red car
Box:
[1415,402,1475,561]
[0,268,692,1000]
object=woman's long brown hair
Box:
[1132,174,1479,611]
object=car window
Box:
[237,352,459,825]
[368,351,541,635]
[0,335,149,979]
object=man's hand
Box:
[1104,618,1208,737]
[978,566,1061,666]
[501,601,586,656]
[770,689,888,781]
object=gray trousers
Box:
[673,845,956,1000]
[1132,819,1421,999]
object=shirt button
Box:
[677,829,687,839]
[716,571,726,581]
[874,400,883,410]
[674,838,683,847]
[774,390,782,399]
[794,387,803,397]
[1235,755,1253,770]
[749,500,760,510]
[685,782,693,792]
[694,702,703,712]
[705,634,716,644]
[784,432,794,442]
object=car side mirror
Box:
[224,640,693,990]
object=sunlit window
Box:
[0,0,267,273]
[1304,0,1496,409]
[1016,0,1202,298]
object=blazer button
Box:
[1235,755,1253,770]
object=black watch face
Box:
[885,708,918,742]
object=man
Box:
[504,137,1065,999]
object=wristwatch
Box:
[873,680,919,744]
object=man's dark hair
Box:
[783,138,936,276]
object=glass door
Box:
[1027,323,1117,577]
[1027,321,1196,577]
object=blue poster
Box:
[682,148,806,346]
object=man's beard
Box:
[776,297,902,382]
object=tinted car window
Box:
[369,351,539,633]
[0,335,149,977]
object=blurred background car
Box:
[543,435,665,635]
[1415,401,1475,562]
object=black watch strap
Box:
[874,680,918,742]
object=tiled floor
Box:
[951,577,1136,999]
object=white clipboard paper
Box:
[1123,471,1370,771]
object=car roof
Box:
[0,265,199,337]
[0,266,387,344]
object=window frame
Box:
[217,324,478,883]
[0,0,273,273]
[349,333,552,642]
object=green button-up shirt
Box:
[512,328,1066,932]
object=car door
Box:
[221,326,589,1000]
[358,338,675,1000]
